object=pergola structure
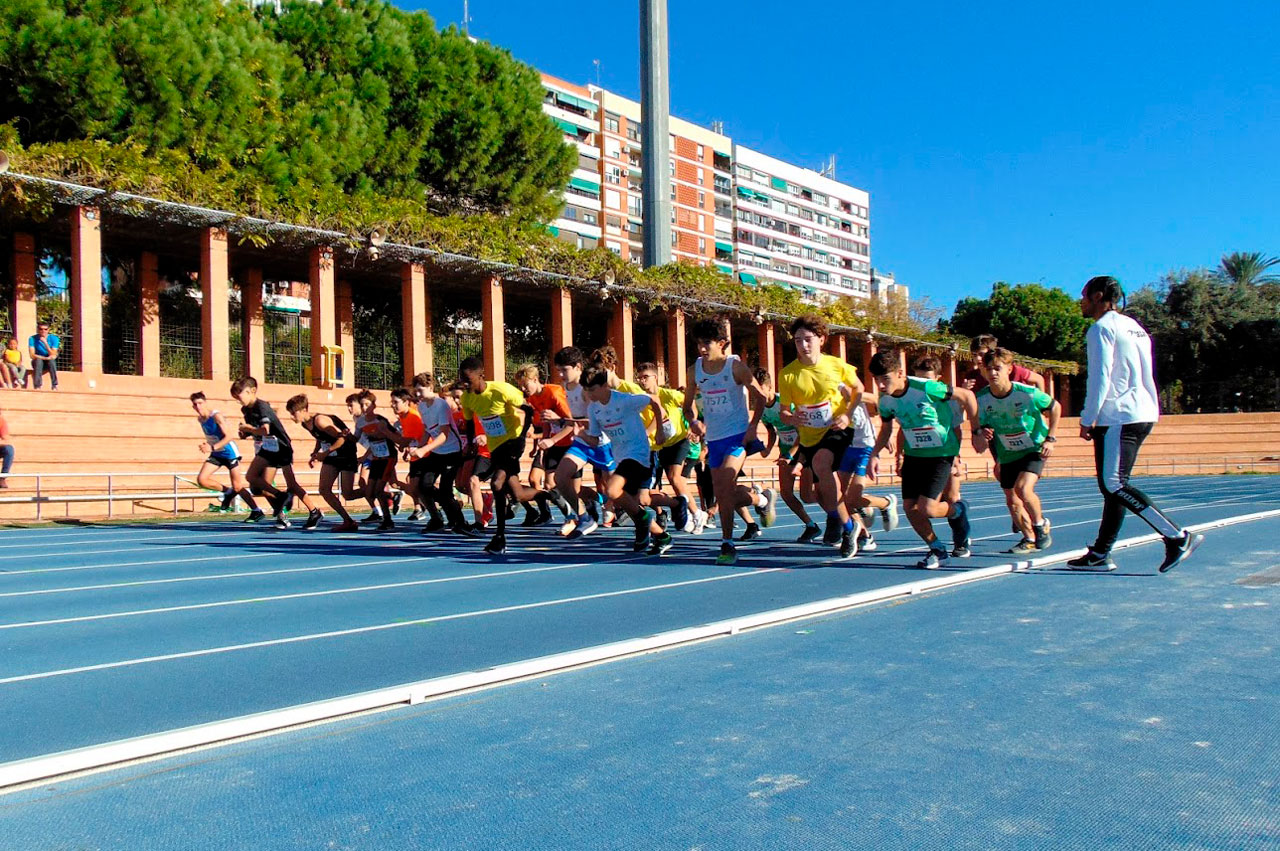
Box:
[2,172,1072,408]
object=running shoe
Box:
[219,489,236,511]
[1006,538,1037,555]
[1066,549,1115,571]
[822,516,841,545]
[567,517,598,540]
[757,488,778,528]
[880,494,900,532]
[206,503,228,514]
[648,532,674,556]
[421,517,447,534]
[615,510,633,528]
[738,523,761,542]
[602,508,617,528]
[282,493,295,513]
[391,491,404,516]
[360,512,382,525]
[858,505,876,528]
[330,521,359,533]
[560,518,578,536]
[273,513,291,530]
[407,509,425,522]
[452,523,481,538]
[797,523,822,544]
[534,505,553,526]
[244,508,266,524]
[521,509,541,527]
[674,495,692,533]
[839,528,858,559]
[550,490,573,520]
[633,508,656,552]
[947,499,970,554]
[1159,532,1204,573]
[303,509,323,531]
[484,534,507,555]
[376,517,395,532]
[1034,518,1053,550]
[703,511,717,529]
[917,545,947,570]
[951,542,972,559]
[715,541,738,566]
[504,503,517,521]
[693,510,708,535]
[858,529,878,552]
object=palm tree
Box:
[1218,251,1280,287]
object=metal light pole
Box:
[639,0,672,268]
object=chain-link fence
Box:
[264,309,310,385]
[159,288,203,379]
[353,287,402,390]
[433,331,483,386]
[228,292,245,379]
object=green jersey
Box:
[976,381,1055,463]
[762,394,799,449]
[878,376,959,458]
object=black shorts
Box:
[322,452,359,474]
[367,456,395,483]
[681,456,700,480]
[205,454,240,470]
[998,452,1045,490]
[532,443,570,472]
[614,458,652,496]
[900,455,955,501]
[416,452,461,490]
[407,458,431,481]
[795,428,854,470]
[473,439,525,482]
[656,438,691,471]
[257,448,293,468]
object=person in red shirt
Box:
[516,364,574,526]
[962,335,1046,392]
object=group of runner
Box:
[190,276,1203,572]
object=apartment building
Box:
[871,268,909,303]
[539,73,873,303]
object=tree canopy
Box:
[0,0,574,221]
[944,281,1092,361]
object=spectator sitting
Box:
[0,404,12,488]
[28,322,60,390]
[3,337,28,389]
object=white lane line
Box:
[0,552,275,577]
[0,569,785,686]
[5,504,1276,792]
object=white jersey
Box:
[565,382,591,420]
[694,355,749,441]
[417,397,460,454]
[1081,310,1160,427]
[849,401,877,449]
[587,390,652,464]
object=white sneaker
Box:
[693,510,708,535]
[757,488,778,528]
[881,493,900,532]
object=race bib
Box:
[370,441,391,459]
[261,436,280,453]
[657,419,677,444]
[602,420,627,442]
[904,427,943,449]
[702,389,733,410]
[997,431,1035,452]
[479,414,507,438]
[778,426,800,448]
[797,401,833,428]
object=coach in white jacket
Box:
[1068,275,1203,573]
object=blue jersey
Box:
[200,412,240,461]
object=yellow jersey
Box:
[778,354,861,447]
[462,381,525,451]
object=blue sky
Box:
[401,0,1279,313]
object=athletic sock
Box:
[843,517,855,532]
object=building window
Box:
[698,237,706,253]
[698,191,706,208]
[605,115,620,133]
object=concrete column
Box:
[639,0,672,267]
[666,308,687,388]
[607,299,635,381]
[309,246,337,387]
[243,268,265,381]
[138,251,161,377]
[200,228,231,382]
[70,206,103,375]
[481,274,505,383]
[11,233,38,344]
[336,279,355,384]
[401,262,433,384]
[756,322,777,377]
[550,286,573,366]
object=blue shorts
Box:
[839,445,875,477]
[706,432,748,470]
[565,439,617,473]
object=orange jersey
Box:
[526,384,573,446]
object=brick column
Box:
[336,279,355,384]
[243,268,266,381]
[309,246,337,387]
[607,299,635,381]
[401,262,433,384]
[1043,368,1055,399]
[1058,374,1073,415]
[481,274,505,383]
[860,337,877,379]
[138,251,161,377]
[200,228,231,382]
[827,333,848,362]
[666,308,687,388]
[756,322,777,377]
[898,348,908,374]
[70,206,103,375]
[941,348,958,387]
[11,233,38,345]
[648,324,666,377]
[550,286,573,366]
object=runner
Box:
[349,390,398,532]
[552,346,611,538]
[972,347,1059,554]
[458,356,552,555]
[635,361,696,533]
[757,367,819,542]
[964,334,1047,392]
[448,381,490,531]
[189,391,262,521]
[231,377,323,530]
[515,365,574,526]
[777,315,864,559]
[286,394,359,532]
[1068,275,1203,572]
[837,394,898,552]
[388,388,428,525]
[910,354,965,521]
[681,316,773,566]
[867,351,978,569]
[409,373,470,534]
[580,364,673,555]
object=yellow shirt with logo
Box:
[462,381,525,451]
[641,387,687,450]
[778,355,861,447]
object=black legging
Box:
[1090,423,1181,553]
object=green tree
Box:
[1218,251,1280,288]
[946,282,1092,360]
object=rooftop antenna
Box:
[711,120,724,135]
[593,58,601,87]
[462,0,472,35]
[820,155,836,179]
